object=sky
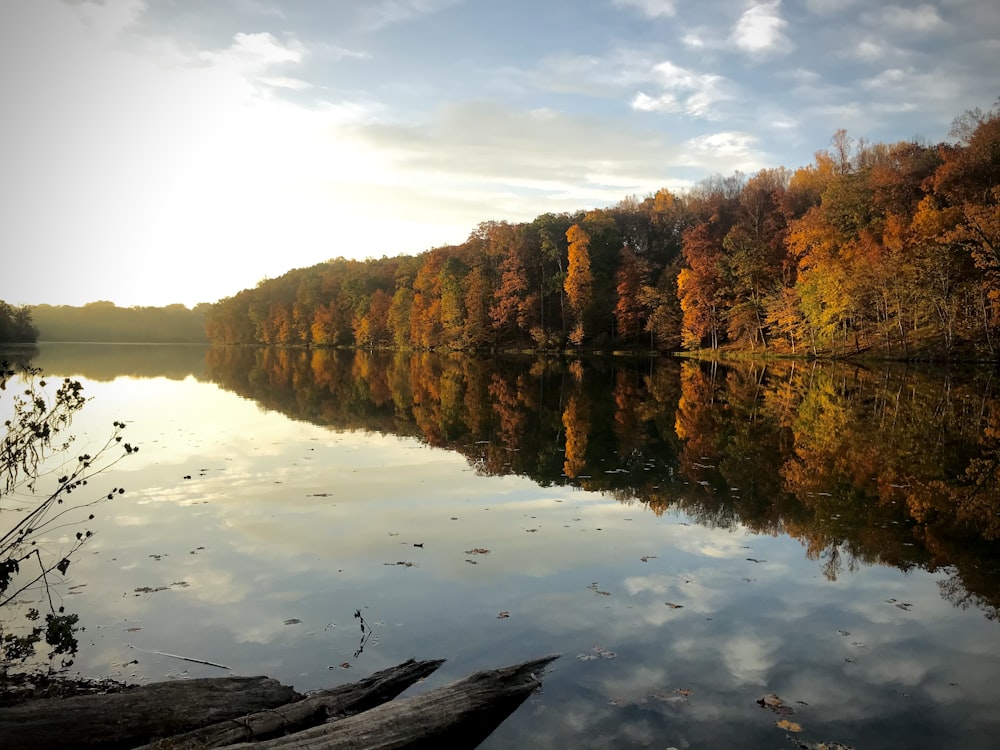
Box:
[0,0,997,308]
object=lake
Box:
[4,343,1000,748]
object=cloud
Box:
[356,0,462,31]
[259,76,312,91]
[865,4,948,34]
[199,31,304,73]
[352,100,685,208]
[730,0,794,58]
[684,131,768,173]
[850,38,911,64]
[612,0,678,17]
[631,60,733,118]
[526,47,663,97]
[681,32,705,48]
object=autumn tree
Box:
[678,224,726,349]
[564,224,594,346]
[613,245,650,343]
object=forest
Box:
[30,301,210,343]
[205,102,1000,359]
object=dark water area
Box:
[6,344,1000,748]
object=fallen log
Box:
[0,675,299,750]
[225,654,560,750]
[136,658,445,749]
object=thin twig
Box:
[126,644,231,670]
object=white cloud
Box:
[199,31,304,73]
[867,4,949,33]
[684,131,767,172]
[631,60,732,117]
[612,0,678,17]
[682,32,705,48]
[850,37,911,64]
[730,0,794,58]
[352,100,684,208]
[259,76,312,91]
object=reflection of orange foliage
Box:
[562,393,589,479]
[489,373,526,450]
[613,369,644,456]
[674,361,722,475]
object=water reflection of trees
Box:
[206,347,1000,619]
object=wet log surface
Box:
[0,675,299,750]
[135,658,445,750]
[3,655,558,750]
[226,654,560,750]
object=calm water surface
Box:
[6,343,1000,749]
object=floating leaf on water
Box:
[757,694,795,715]
[775,719,802,732]
[337,662,351,669]
[284,618,302,625]
[497,611,510,619]
[837,629,851,636]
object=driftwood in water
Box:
[135,658,445,750]
[0,675,299,750]
[5,655,558,750]
[226,654,560,750]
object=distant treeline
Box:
[0,301,37,343]
[31,302,210,343]
[205,101,1000,359]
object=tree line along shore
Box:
[4,102,998,360]
[205,103,1000,360]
